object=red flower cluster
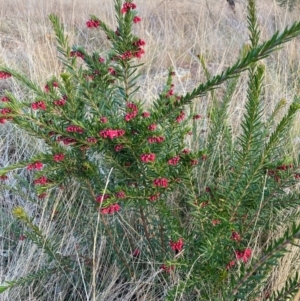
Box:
[114,144,124,152]
[0,108,12,115]
[70,50,84,59]
[44,81,59,92]
[176,111,185,123]
[0,175,8,180]
[96,194,110,203]
[132,39,146,58]
[133,16,141,23]
[231,231,241,242]
[120,51,133,61]
[149,193,160,201]
[27,161,43,171]
[182,149,190,154]
[160,264,174,273]
[116,191,126,199]
[1,96,10,102]
[153,178,168,188]
[190,159,198,166]
[170,238,184,252]
[66,125,84,134]
[121,2,136,14]
[140,153,155,163]
[226,260,236,270]
[86,19,100,28]
[148,136,165,143]
[31,101,46,110]
[142,112,150,118]
[57,136,77,145]
[0,71,12,79]
[100,203,121,214]
[85,137,96,144]
[99,129,125,139]
[125,102,138,121]
[235,248,252,263]
[100,117,108,123]
[33,176,49,185]
[168,156,180,166]
[148,124,156,131]
[53,153,65,162]
[53,97,66,106]
[99,57,105,63]
[108,67,116,76]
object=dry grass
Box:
[1,0,300,300]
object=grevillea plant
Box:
[1,0,300,300]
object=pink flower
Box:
[0,71,11,79]
[140,153,156,163]
[148,136,165,143]
[1,96,10,102]
[96,194,110,203]
[235,248,252,263]
[100,203,121,214]
[116,191,126,199]
[168,156,180,166]
[27,161,43,171]
[142,112,150,118]
[170,238,184,252]
[114,144,124,152]
[160,264,174,273]
[100,117,108,123]
[176,111,185,123]
[148,124,156,131]
[86,19,100,28]
[53,153,65,162]
[124,112,137,122]
[231,231,241,242]
[99,129,125,139]
[33,176,49,185]
[66,125,84,134]
[133,16,141,23]
[226,260,236,270]
[153,178,168,188]
[31,101,46,110]
[87,137,97,144]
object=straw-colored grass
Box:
[1,0,300,300]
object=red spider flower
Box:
[140,153,156,163]
[27,161,43,171]
[133,39,146,47]
[115,191,126,199]
[142,112,150,118]
[148,136,165,143]
[226,260,236,270]
[170,238,184,252]
[121,2,136,14]
[96,194,110,203]
[100,203,121,214]
[193,114,201,120]
[33,176,49,185]
[87,137,97,144]
[212,219,221,226]
[99,129,125,139]
[153,178,168,188]
[148,124,156,131]
[1,96,10,102]
[235,248,252,263]
[0,108,12,115]
[0,71,12,79]
[114,144,124,152]
[132,249,140,257]
[53,98,66,106]
[31,101,46,110]
[149,193,160,201]
[160,264,174,273]
[38,193,47,199]
[176,111,185,123]
[53,153,65,162]
[70,50,85,59]
[66,125,84,134]
[190,159,199,166]
[100,117,108,123]
[0,175,8,180]
[168,156,180,166]
[231,231,241,242]
[86,19,100,28]
[133,16,141,23]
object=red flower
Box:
[212,219,221,226]
[193,114,201,120]
[66,125,84,134]
[235,248,252,263]
[166,89,174,97]
[153,178,168,188]
[170,238,184,252]
[134,47,145,58]
[116,191,126,199]
[148,136,165,143]
[70,50,85,59]
[87,137,97,144]
[100,203,121,214]
[27,161,43,171]
[133,39,146,47]
[124,112,137,122]
[31,101,46,110]
[121,2,136,14]
[160,264,174,273]
[53,98,66,106]
[132,249,140,257]
[1,118,7,123]
[100,117,108,123]
[182,149,190,154]
[53,153,65,162]
[140,153,156,163]
[44,81,59,92]
[114,144,124,152]
[19,235,26,241]
[149,193,160,201]
[176,111,185,123]
[226,260,236,270]
[231,231,241,242]
[86,19,100,28]
[142,112,150,118]
[1,96,10,102]
[148,124,156,131]
[0,108,12,115]
[190,159,198,166]
[133,16,141,23]
[96,194,110,203]
[168,156,180,166]
[38,192,47,199]
[0,71,11,79]
[108,67,116,76]
[99,129,125,139]
[99,57,105,63]
[33,176,49,185]
[121,51,133,60]
[0,175,8,180]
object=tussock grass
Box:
[1,0,300,300]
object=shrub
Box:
[1,0,300,300]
